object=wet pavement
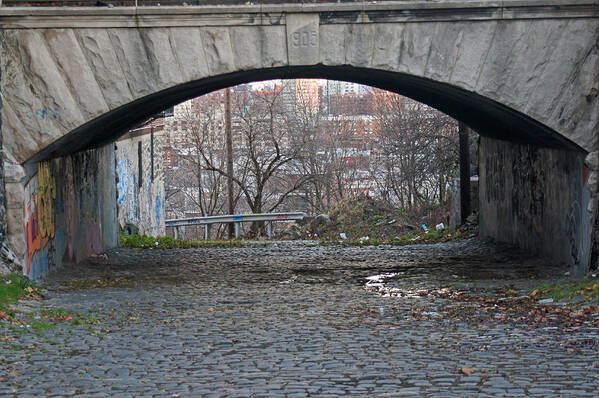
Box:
[1,239,599,397]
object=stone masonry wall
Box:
[116,130,165,236]
[479,136,592,273]
[18,144,117,280]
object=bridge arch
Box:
[25,65,586,163]
[0,1,597,277]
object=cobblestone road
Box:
[1,240,599,397]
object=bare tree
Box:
[369,90,459,212]
[197,83,313,235]
[165,92,245,238]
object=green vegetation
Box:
[33,308,100,333]
[397,209,409,217]
[0,273,40,318]
[29,320,55,336]
[535,280,599,302]
[307,197,459,245]
[120,234,244,249]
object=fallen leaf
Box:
[460,367,474,376]
[529,289,539,297]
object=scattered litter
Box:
[4,280,11,285]
[279,275,298,285]
[387,219,397,225]
[359,236,370,244]
[379,307,385,315]
[61,316,73,320]
[435,223,445,231]
[339,233,347,240]
[410,236,421,242]
[564,271,570,276]
[460,367,474,376]
[538,298,554,305]
[494,313,506,319]
[421,224,429,233]
[365,273,399,287]
[89,253,108,260]
[421,311,440,317]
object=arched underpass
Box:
[6,66,595,280]
[0,1,597,278]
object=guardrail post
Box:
[174,226,179,240]
[204,225,209,240]
[235,223,240,239]
[267,222,272,239]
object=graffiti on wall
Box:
[116,141,165,236]
[116,157,131,207]
[24,174,41,272]
[23,162,56,279]
[38,162,56,241]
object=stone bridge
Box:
[0,0,597,278]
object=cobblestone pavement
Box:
[1,239,599,397]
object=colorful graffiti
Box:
[23,162,56,279]
[23,174,41,272]
[38,162,56,241]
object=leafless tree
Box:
[195,83,314,235]
[369,91,459,212]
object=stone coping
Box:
[1,0,597,28]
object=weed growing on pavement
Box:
[535,280,599,302]
[0,273,42,319]
[120,234,245,249]
[29,320,55,336]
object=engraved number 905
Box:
[292,30,317,47]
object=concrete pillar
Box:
[459,122,471,225]
[585,151,599,270]
[4,163,26,270]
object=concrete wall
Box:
[479,136,592,273]
[116,129,165,236]
[18,144,117,280]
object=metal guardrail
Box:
[166,211,308,239]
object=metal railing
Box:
[166,211,308,239]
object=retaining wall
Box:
[479,136,592,273]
